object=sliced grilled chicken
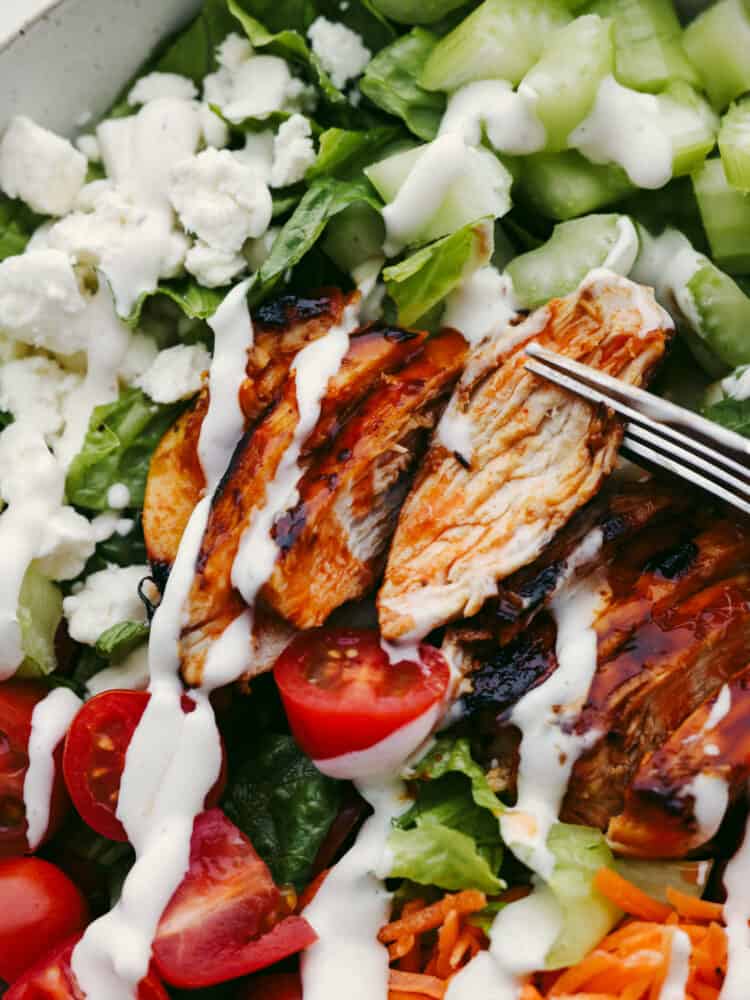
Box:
[262,330,467,628]
[378,274,672,642]
[142,289,352,576]
[608,665,750,858]
[179,327,466,685]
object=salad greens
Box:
[0,194,45,262]
[94,621,150,661]
[16,565,63,678]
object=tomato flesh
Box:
[62,690,226,842]
[238,972,302,1000]
[273,629,450,760]
[0,680,69,856]
[152,809,316,989]
[5,934,168,1000]
[0,858,87,983]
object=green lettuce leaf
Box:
[389,737,506,894]
[384,219,492,326]
[308,125,404,181]
[15,565,63,679]
[66,389,185,512]
[0,194,45,262]
[360,29,446,140]
[232,0,394,50]
[251,175,382,303]
[222,732,341,889]
[128,277,225,329]
[95,621,150,662]
[704,396,750,436]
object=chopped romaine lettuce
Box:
[95,621,150,662]
[703,396,750,437]
[388,821,505,894]
[383,219,493,326]
[0,194,45,262]
[66,389,186,512]
[360,30,446,140]
[128,278,226,329]
[308,126,406,181]
[615,857,712,904]
[15,564,63,679]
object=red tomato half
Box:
[0,858,87,983]
[152,809,316,989]
[273,629,450,760]
[0,680,69,856]
[238,972,302,1000]
[5,934,168,1000]
[62,690,227,842]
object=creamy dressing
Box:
[442,266,519,346]
[719,812,750,1000]
[86,645,150,696]
[501,530,607,878]
[630,227,708,334]
[439,80,546,156]
[72,281,256,998]
[659,927,691,1000]
[436,406,475,465]
[569,75,674,190]
[719,366,750,403]
[686,772,730,844]
[602,217,640,275]
[23,687,82,850]
[579,268,674,337]
[382,133,468,255]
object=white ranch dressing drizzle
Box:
[442,265,519,347]
[439,80,546,156]
[719,810,750,1000]
[500,529,608,878]
[706,683,732,731]
[659,927,691,1000]
[630,227,708,334]
[85,645,150,697]
[678,683,733,844]
[579,268,673,337]
[23,686,82,850]
[602,217,640,275]
[72,279,255,999]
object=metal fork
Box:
[524,342,750,517]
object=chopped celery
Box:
[507,214,638,308]
[322,203,385,273]
[365,142,512,248]
[16,565,63,679]
[420,0,571,93]
[692,157,750,274]
[614,858,712,904]
[520,15,614,153]
[517,151,633,221]
[719,99,750,192]
[687,263,750,370]
[660,83,718,180]
[683,0,750,111]
[369,0,470,24]
[586,0,699,93]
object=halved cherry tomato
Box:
[62,690,227,842]
[238,972,302,1000]
[273,629,450,760]
[5,934,168,999]
[0,680,69,856]
[0,858,88,982]
[152,809,317,989]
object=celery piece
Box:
[683,0,750,111]
[16,565,63,679]
[419,0,571,93]
[517,150,633,221]
[507,214,638,308]
[719,99,750,192]
[692,157,750,274]
[586,0,699,93]
[520,15,614,153]
[322,203,385,273]
[687,263,750,370]
[659,82,718,179]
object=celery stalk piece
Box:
[322,204,385,273]
[692,157,750,274]
[507,214,638,308]
[419,0,571,93]
[586,0,699,93]
[683,0,750,111]
[688,263,750,370]
[659,83,719,179]
[520,15,614,153]
[517,151,633,221]
[719,99,750,192]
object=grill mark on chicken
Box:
[378,276,672,642]
[142,289,351,578]
[608,664,750,858]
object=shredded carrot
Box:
[388,970,446,998]
[666,887,724,923]
[593,868,672,922]
[379,891,486,943]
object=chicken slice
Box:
[179,325,432,685]
[378,273,672,642]
[262,329,467,628]
[142,289,352,576]
[608,664,750,858]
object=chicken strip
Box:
[379,273,672,642]
[608,665,750,858]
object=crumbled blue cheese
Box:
[107,483,131,510]
[0,356,82,443]
[270,114,316,188]
[307,17,371,89]
[117,332,159,384]
[128,72,198,106]
[135,343,211,403]
[168,148,272,252]
[0,116,87,216]
[185,242,247,288]
[62,564,152,645]
[235,131,274,184]
[76,134,101,162]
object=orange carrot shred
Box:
[666,888,724,923]
[594,868,673,922]
[388,970,446,998]
[379,891,487,943]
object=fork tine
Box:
[524,351,750,486]
[622,434,750,516]
[525,342,750,471]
